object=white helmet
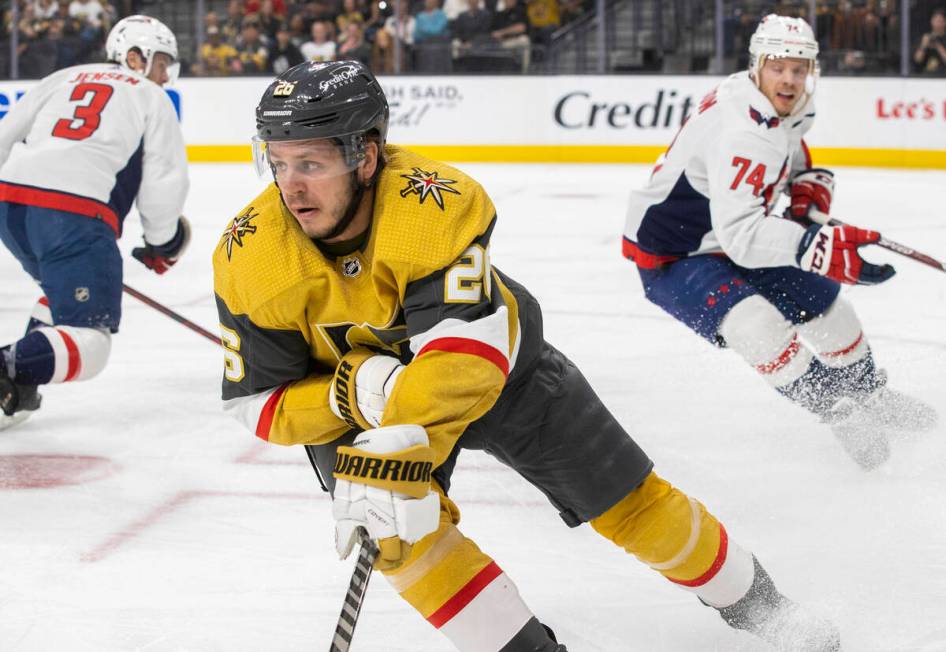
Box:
[748,14,819,111]
[106,15,178,83]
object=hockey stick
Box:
[121,284,220,344]
[329,531,379,652]
[811,210,946,274]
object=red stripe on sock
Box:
[255,384,288,441]
[58,329,82,381]
[668,524,729,588]
[417,338,508,378]
[427,561,503,628]
[822,332,863,358]
[755,335,800,374]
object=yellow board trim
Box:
[186,144,946,169]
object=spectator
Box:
[526,0,559,46]
[245,0,287,18]
[268,22,305,72]
[442,0,468,21]
[222,0,244,44]
[453,0,492,56]
[914,8,946,73]
[377,0,415,72]
[195,24,237,76]
[287,12,308,47]
[48,17,80,70]
[257,0,282,41]
[300,19,336,62]
[336,0,366,35]
[232,16,270,74]
[414,0,449,43]
[68,0,106,31]
[491,0,530,72]
[336,19,371,66]
[33,0,59,20]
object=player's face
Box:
[758,56,809,116]
[268,139,365,241]
[147,52,174,86]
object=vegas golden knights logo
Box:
[273,80,296,97]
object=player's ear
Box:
[360,140,379,184]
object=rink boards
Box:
[2,74,945,168]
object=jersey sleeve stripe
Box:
[0,181,119,236]
[255,383,289,441]
[417,337,509,378]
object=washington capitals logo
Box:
[399,168,461,210]
[221,207,258,260]
[749,106,780,129]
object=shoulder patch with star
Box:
[221,207,259,260]
[399,167,461,210]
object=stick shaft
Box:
[122,284,220,344]
[329,536,378,652]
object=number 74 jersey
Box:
[624,71,815,270]
[0,63,187,244]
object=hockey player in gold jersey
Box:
[213,60,840,651]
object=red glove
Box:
[797,223,895,285]
[787,168,834,226]
[132,217,191,275]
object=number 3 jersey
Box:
[213,145,543,467]
[0,63,188,244]
[623,71,815,270]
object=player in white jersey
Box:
[0,15,190,430]
[623,14,935,469]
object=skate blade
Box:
[0,411,33,431]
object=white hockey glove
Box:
[132,216,191,275]
[330,350,404,430]
[333,424,441,571]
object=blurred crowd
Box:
[188,0,585,76]
[3,0,946,78]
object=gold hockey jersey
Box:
[213,145,541,467]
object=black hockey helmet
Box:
[253,60,389,174]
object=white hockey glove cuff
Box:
[332,424,440,571]
[330,350,404,430]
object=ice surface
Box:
[1,162,944,651]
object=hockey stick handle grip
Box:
[122,284,222,344]
[809,210,946,274]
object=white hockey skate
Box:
[860,385,937,434]
[826,397,890,470]
[716,557,840,652]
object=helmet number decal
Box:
[273,80,296,97]
[444,245,492,304]
[52,83,114,141]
